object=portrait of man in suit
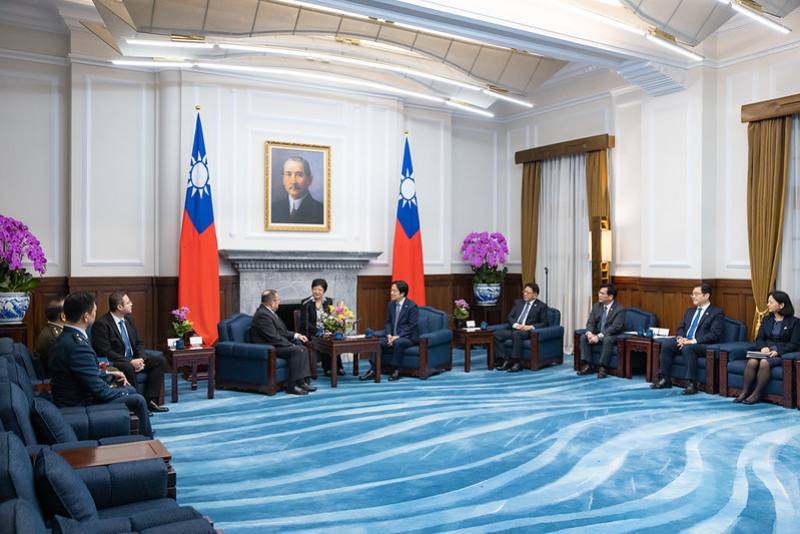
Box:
[265,142,330,232]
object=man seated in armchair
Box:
[577,283,625,379]
[494,282,549,372]
[91,292,169,413]
[360,280,419,382]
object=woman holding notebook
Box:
[735,291,800,404]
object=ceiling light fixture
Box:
[481,89,534,108]
[126,38,214,49]
[111,59,192,67]
[273,0,369,20]
[645,29,703,61]
[718,0,791,34]
[445,100,494,118]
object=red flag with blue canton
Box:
[391,136,425,305]
[179,112,220,344]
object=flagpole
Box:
[195,104,201,111]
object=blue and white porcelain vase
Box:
[0,292,30,324]
[473,283,501,307]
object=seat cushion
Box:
[31,397,78,445]
[34,448,99,521]
[97,498,178,520]
[0,432,41,515]
[0,499,47,534]
[52,514,132,534]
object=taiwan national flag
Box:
[178,112,220,344]
[391,136,425,305]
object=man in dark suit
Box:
[49,292,153,438]
[91,292,168,413]
[494,282,549,372]
[270,156,325,225]
[652,282,724,395]
[250,289,316,395]
[34,298,65,378]
[360,279,419,382]
[577,283,625,379]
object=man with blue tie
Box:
[91,292,169,413]
[651,283,724,395]
[493,283,549,372]
[360,280,419,382]
[577,283,626,378]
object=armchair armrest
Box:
[719,341,755,361]
[574,328,588,336]
[487,323,509,332]
[215,341,275,361]
[372,329,387,337]
[420,329,453,346]
[531,325,563,342]
[782,351,800,361]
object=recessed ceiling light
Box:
[645,29,703,61]
[445,100,494,118]
[482,89,534,108]
[126,38,214,49]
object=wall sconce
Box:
[601,228,613,263]
[590,216,611,295]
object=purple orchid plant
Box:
[453,299,470,321]
[0,215,47,293]
[460,232,509,284]
[171,306,194,337]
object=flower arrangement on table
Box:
[322,302,356,335]
[460,231,508,284]
[171,306,194,338]
[452,299,470,322]
[0,215,47,293]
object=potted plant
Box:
[0,215,47,324]
[322,302,355,339]
[460,231,508,307]
[452,299,470,328]
[171,306,194,348]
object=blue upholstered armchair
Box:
[719,346,796,408]
[216,313,286,395]
[489,308,564,370]
[374,306,453,379]
[573,307,657,377]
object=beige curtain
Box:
[747,117,793,336]
[585,149,610,227]
[521,161,541,284]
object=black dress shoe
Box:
[337,368,346,376]
[507,362,522,373]
[597,366,608,379]
[388,370,401,381]
[286,385,309,395]
[299,382,317,392]
[742,396,760,405]
[733,395,747,403]
[497,360,511,371]
[494,358,506,370]
[682,382,698,395]
[577,364,592,375]
[359,369,375,381]
[651,378,672,389]
[148,401,169,413]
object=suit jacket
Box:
[506,298,549,329]
[384,299,419,342]
[586,301,625,337]
[91,312,145,364]
[754,314,800,355]
[35,322,62,360]
[675,305,724,345]
[50,326,129,407]
[250,305,296,348]
[271,193,325,225]
[300,297,334,337]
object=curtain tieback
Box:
[754,306,769,334]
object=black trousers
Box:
[114,352,167,404]
[659,340,706,381]
[493,329,528,360]
[579,334,617,367]
[379,337,415,368]
[319,352,344,373]
[109,390,153,438]
[275,344,311,385]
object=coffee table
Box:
[452,329,495,372]
[168,346,215,403]
[310,336,381,387]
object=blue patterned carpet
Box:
[155,351,800,533]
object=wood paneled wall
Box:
[612,276,755,333]
[16,276,239,350]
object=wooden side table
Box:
[310,336,381,387]
[623,335,655,381]
[0,323,31,347]
[168,346,215,403]
[452,329,494,372]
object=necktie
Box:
[393,302,402,334]
[600,306,608,331]
[517,302,532,324]
[686,307,702,339]
[118,319,133,359]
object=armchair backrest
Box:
[418,307,448,334]
[721,316,747,343]
[218,313,253,343]
[0,431,41,516]
[545,308,561,327]
[624,308,657,332]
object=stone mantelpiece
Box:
[220,250,381,318]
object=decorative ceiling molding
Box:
[616,59,686,97]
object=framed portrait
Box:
[264,141,331,232]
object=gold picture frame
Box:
[264,141,331,232]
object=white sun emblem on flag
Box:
[188,156,211,198]
[399,170,417,208]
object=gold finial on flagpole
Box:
[195,104,201,111]
[404,128,408,135]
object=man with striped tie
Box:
[493,283,549,372]
[651,283,724,395]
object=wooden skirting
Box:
[612,276,755,333]
[16,276,239,350]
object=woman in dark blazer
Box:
[736,290,800,404]
[301,278,342,376]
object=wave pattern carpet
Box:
[156,351,800,533]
